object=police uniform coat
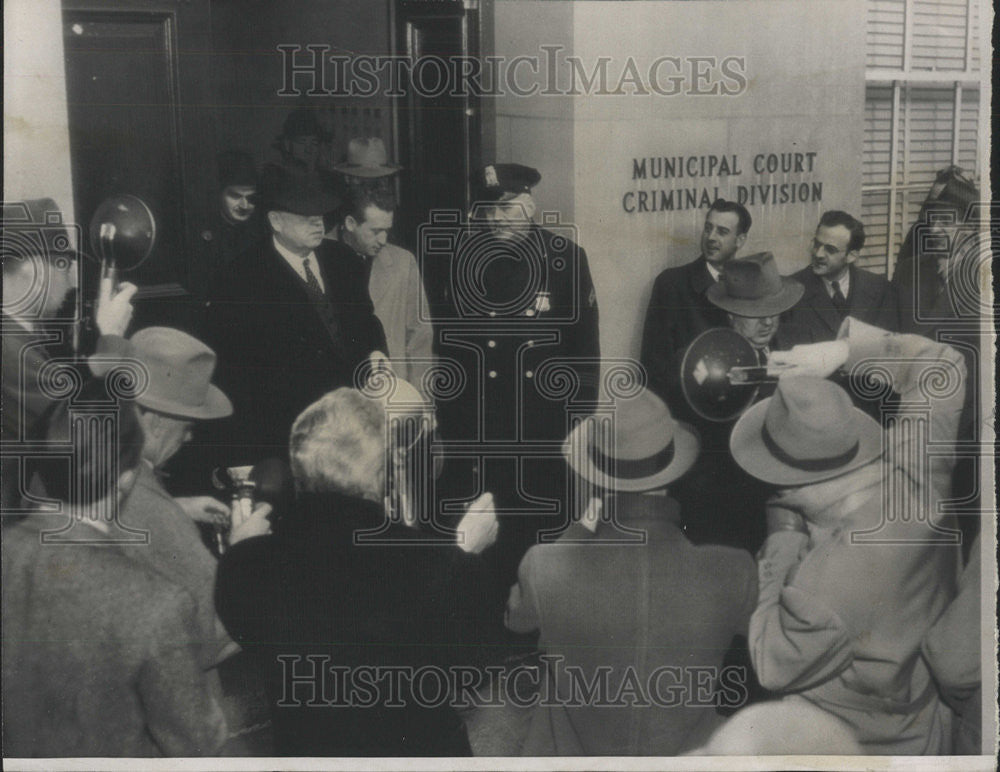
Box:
[435,224,599,578]
[203,238,386,465]
[437,224,600,443]
[750,332,964,754]
[506,499,758,756]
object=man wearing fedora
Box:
[641,199,753,416]
[93,326,271,671]
[269,106,323,178]
[674,252,805,552]
[707,251,805,364]
[3,377,228,756]
[329,138,435,392]
[730,320,966,754]
[786,210,899,344]
[505,387,757,755]
[204,168,387,467]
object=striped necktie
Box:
[302,257,324,295]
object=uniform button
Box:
[488,311,497,318]
[527,340,534,347]
[525,309,535,317]
[488,370,497,379]
[525,370,533,379]
[487,340,496,348]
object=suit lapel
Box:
[847,265,877,319]
[689,258,714,296]
[265,243,349,349]
[801,271,843,335]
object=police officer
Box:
[436,163,600,586]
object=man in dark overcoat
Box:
[640,199,752,415]
[203,170,387,467]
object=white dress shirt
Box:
[272,237,325,293]
[821,270,850,300]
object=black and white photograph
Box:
[2,0,996,768]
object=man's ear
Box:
[267,210,282,232]
[344,215,359,233]
[845,249,859,265]
[521,195,537,220]
[735,231,748,250]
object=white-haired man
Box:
[215,379,500,756]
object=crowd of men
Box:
[0,113,985,759]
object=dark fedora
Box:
[273,107,321,147]
[334,137,401,178]
[707,252,804,317]
[564,387,700,492]
[260,167,339,217]
[730,375,882,486]
[923,165,979,216]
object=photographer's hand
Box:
[175,496,230,527]
[229,501,272,546]
[95,279,138,338]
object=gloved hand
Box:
[456,492,499,554]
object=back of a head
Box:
[34,377,145,506]
[289,388,386,501]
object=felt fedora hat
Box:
[707,252,804,317]
[564,387,700,492]
[126,327,232,420]
[334,137,402,178]
[261,167,340,217]
[730,375,882,486]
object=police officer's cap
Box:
[473,163,541,202]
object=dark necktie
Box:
[302,257,324,295]
[831,280,848,314]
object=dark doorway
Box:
[393,0,481,312]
